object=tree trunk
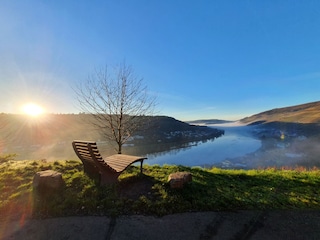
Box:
[118,142,122,154]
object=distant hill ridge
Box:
[240,101,320,124]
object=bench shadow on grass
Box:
[117,172,158,200]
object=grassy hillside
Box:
[241,101,320,124]
[1,160,320,219]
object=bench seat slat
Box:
[105,154,145,172]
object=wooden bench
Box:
[72,140,147,184]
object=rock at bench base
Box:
[33,170,64,191]
[168,172,192,189]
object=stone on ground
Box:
[33,170,65,191]
[168,172,192,189]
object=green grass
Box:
[1,160,320,218]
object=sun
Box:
[22,103,44,117]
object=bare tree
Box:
[75,63,156,154]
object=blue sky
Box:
[1,1,320,121]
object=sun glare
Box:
[22,103,44,117]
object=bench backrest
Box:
[72,140,116,169]
[72,141,103,180]
[72,140,97,161]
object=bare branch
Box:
[74,62,157,154]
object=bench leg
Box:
[140,159,144,174]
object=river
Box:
[146,123,261,167]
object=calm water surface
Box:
[146,124,261,167]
